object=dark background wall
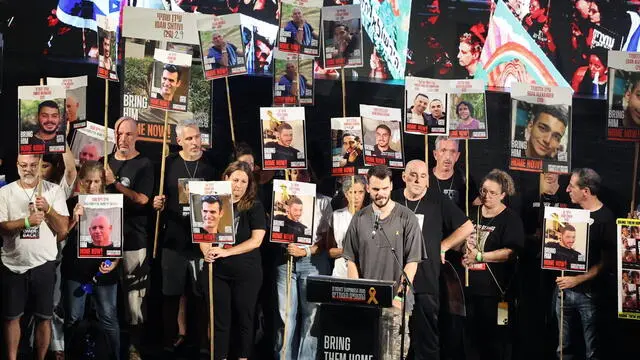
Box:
[2,7,640,358]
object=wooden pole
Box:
[209,262,214,360]
[631,142,639,213]
[281,168,292,359]
[559,270,564,360]
[296,54,301,107]
[425,136,429,171]
[225,77,236,145]
[152,110,170,259]
[341,67,346,117]
[103,79,109,169]
[37,77,45,196]
[465,139,470,287]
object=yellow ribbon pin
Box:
[367,287,378,305]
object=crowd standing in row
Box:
[0,117,617,360]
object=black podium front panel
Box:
[317,303,381,360]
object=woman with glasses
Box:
[200,161,266,360]
[462,169,524,360]
[61,161,120,359]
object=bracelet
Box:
[476,251,483,262]
[440,249,446,254]
[24,217,31,229]
[305,247,311,258]
[393,295,404,302]
[46,205,52,215]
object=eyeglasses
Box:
[18,163,39,170]
[480,188,501,197]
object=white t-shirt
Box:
[331,207,353,278]
[0,180,69,273]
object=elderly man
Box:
[65,94,80,123]
[284,7,319,46]
[207,32,244,68]
[79,143,100,165]
[430,136,481,210]
[88,214,113,248]
[0,154,69,360]
[391,159,473,359]
[278,62,311,98]
[105,117,154,360]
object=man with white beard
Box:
[0,154,69,360]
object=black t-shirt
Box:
[430,168,478,212]
[272,214,307,236]
[264,142,301,162]
[161,153,217,256]
[566,205,616,293]
[214,200,267,278]
[466,206,524,297]
[107,154,155,251]
[391,187,468,295]
[545,242,581,264]
[61,196,119,285]
[372,145,399,159]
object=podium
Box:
[307,275,394,360]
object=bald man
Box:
[105,117,155,358]
[88,214,113,247]
[79,143,100,165]
[66,95,80,123]
[391,159,473,359]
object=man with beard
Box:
[29,100,63,148]
[338,132,363,167]
[391,160,473,359]
[273,196,308,237]
[99,32,113,71]
[372,124,399,159]
[0,154,69,360]
[343,165,424,359]
[264,122,302,164]
[546,224,582,268]
[284,7,319,47]
[105,117,155,360]
[430,136,480,211]
[425,99,446,127]
[153,119,216,353]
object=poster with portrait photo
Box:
[617,218,640,319]
[198,14,247,80]
[278,0,322,56]
[321,4,363,69]
[189,181,234,244]
[541,206,590,272]
[122,7,211,145]
[70,122,116,168]
[149,48,192,112]
[331,117,365,176]
[404,77,447,135]
[509,83,572,174]
[78,194,123,258]
[240,14,279,75]
[271,179,316,244]
[260,107,308,170]
[446,79,487,139]
[360,104,404,168]
[273,51,314,105]
[606,51,640,141]
[96,14,119,82]
[47,76,88,130]
[18,85,67,155]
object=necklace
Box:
[19,180,38,204]
[435,170,454,193]
[183,158,200,179]
[404,192,424,213]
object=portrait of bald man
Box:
[79,143,100,165]
[66,94,81,123]
[88,214,114,248]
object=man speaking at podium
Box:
[343,165,424,359]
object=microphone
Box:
[372,210,381,239]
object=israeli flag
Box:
[56,0,121,30]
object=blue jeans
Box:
[554,286,599,360]
[63,280,120,360]
[274,254,330,360]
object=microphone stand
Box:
[375,220,414,360]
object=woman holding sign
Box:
[462,169,524,360]
[61,161,120,359]
[200,161,266,360]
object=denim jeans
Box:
[554,286,599,360]
[63,280,120,360]
[274,254,330,360]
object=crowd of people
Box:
[0,116,619,360]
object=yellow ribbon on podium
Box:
[367,287,378,305]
